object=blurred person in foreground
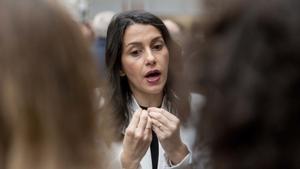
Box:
[80,21,96,46]
[185,0,300,168]
[0,0,112,169]
[105,10,192,169]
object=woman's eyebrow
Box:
[151,36,163,42]
[125,42,142,48]
[125,36,163,47]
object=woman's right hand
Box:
[121,109,152,169]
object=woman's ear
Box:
[120,70,126,77]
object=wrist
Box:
[120,152,140,169]
[166,143,189,165]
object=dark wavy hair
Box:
[188,0,300,169]
[105,10,181,133]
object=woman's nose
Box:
[145,49,156,66]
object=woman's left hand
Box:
[147,107,189,165]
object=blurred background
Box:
[62,0,203,30]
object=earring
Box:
[120,70,126,77]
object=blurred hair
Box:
[92,11,115,38]
[0,0,110,168]
[80,21,96,44]
[163,19,181,36]
[187,0,300,168]
[105,10,185,133]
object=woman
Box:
[105,11,192,169]
[186,0,300,169]
[0,0,110,168]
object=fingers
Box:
[148,107,178,122]
[151,118,164,130]
[122,110,152,167]
[127,109,142,131]
[127,108,180,142]
[145,116,152,129]
[148,108,170,127]
[136,110,148,136]
[143,116,152,139]
[148,107,182,142]
[152,124,164,138]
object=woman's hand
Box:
[121,109,152,169]
[148,107,189,165]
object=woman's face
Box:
[121,24,169,97]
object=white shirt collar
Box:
[128,95,170,118]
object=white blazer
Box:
[110,96,193,169]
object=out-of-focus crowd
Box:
[0,0,299,169]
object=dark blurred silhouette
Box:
[0,0,111,169]
[186,0,300,169]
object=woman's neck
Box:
[133,92,163,108]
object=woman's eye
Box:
[153,44,163,51]
[130,50,141,57]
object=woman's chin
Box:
[145,86,164,95]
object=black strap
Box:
[139,105,159,169]
[150,130,159,169]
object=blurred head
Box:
[92,11,115,38]
[105,10,179,130]
[188,0,300,169]
[162,19,185,47]
[163,19,181,38]
[0,0,107,168]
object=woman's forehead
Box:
[123,24,163,45]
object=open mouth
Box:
[145,70,161,78]
[145,70,161,83]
